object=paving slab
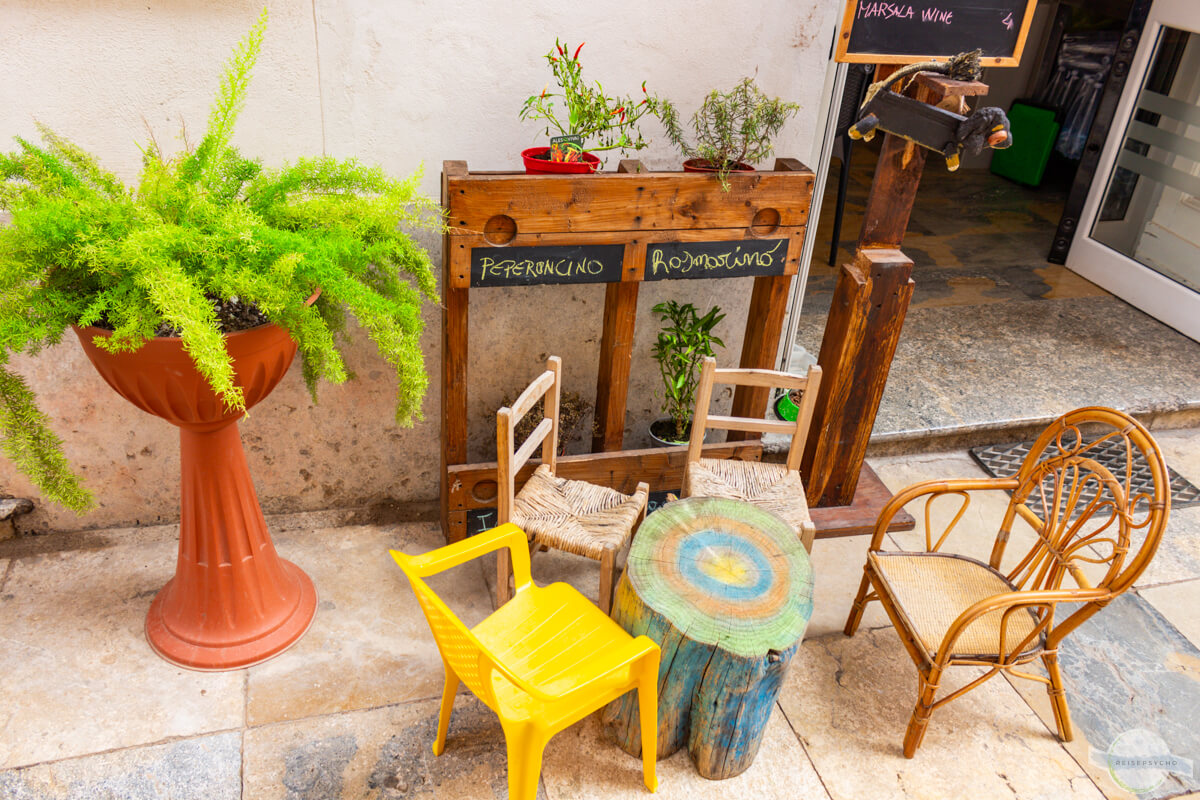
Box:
[806,534,889,637]
[1138,580,1200,651]
[0,731,240,800]
[1007,594,1200,800]
[541,706,829,800]
[0,543,243,770]
[245,521,494,727]
[243,695,546,799]
[779,628,1107,800]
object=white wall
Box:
[0,0,840,532]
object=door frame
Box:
[1066,0,1200,342]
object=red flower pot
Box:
[73,320,318,670]
[682,158,755,175]
[522,146,601,174]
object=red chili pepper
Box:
[573,42,584,60]
[557,43,566,56]
[641,81,647,93]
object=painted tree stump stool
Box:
[601,496,813,779]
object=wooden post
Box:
[803,74,987,513]
[593,160,646,453]
[441,161,470,542]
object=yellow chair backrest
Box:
[402,569,498,707]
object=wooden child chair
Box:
[683,357,822,551]
[496,356,650,612]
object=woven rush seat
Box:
[686,458,814,537]
[514,464,649,559]
[870,552,1043,661]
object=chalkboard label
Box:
[644,239,788,281]
[838,1,1034,65]
[471,244,624,287]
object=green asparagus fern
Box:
[0,7,441,512]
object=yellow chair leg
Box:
[503,721,548,800]
[844,572,873,637]
[433,663,460,756]
[638,659,660,793]
[1043,651,1074,742]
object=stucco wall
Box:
[0,0,839,532]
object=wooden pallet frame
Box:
[440,158,817,543]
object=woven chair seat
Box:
[686,458,813,535]
[513,465,649,560]
[871,552,1044,662]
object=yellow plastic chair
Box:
[390,523,661,800]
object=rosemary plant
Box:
[659,77,800,188]
[0,9,440,512]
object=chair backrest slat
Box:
[686,356,822,475]
[497,356,562,524]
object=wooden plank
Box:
[801,261,870,503]
[713,367,811,390]
[805,250,914,507]
[703,415,795,436]
[441,162,470,543]
[858,131,928,249]
[508,370,555,419]
[593,279,640,452]
[449,227,806,289]
[728,274,793,442]
[446,170,813,234]
[446,442,763,512]
[811,462,915,538]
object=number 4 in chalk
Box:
[1003,11,1013,29]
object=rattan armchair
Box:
[683,356,822,551]
[495,357,649,613]
[844,407,1171,757]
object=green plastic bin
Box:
[990,102,1059,187]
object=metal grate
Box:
[970,437,1200,511]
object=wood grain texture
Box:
[810,462,916,538]
[446,170,813,235]
[601,497,812,780]
[727,274,793,442]
[593,281,640,452]
[803,250,913,507]
[446,441,764,512]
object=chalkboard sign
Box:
[835,0,1037,67]
[471,244,624,287]
[644,239,788,282]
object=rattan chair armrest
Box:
[937,587,1110,661]
[869,477,1020,550]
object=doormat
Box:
[969,437,1200,511]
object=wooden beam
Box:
[446,441,764,513]
[803,250,913,507]
[593,280,639,452]
[728,273,793,441]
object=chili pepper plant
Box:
[520,39,661,164]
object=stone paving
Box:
[3,433,1200,799]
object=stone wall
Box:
[0,0,839,532]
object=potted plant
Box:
[649,300,725,446]
[0,9,440,669]
[658,77,800,188]
[519,39,661,173]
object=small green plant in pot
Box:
[658,77,800,189]
[650,300,725,445]
[519,39,661,173]
[0,7,441,513]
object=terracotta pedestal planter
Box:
[73,322,317,670]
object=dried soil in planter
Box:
[93,296,271,337]
[650,417,692,445]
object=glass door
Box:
[1067,0,1200,342]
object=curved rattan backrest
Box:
[999,407,1170,603]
